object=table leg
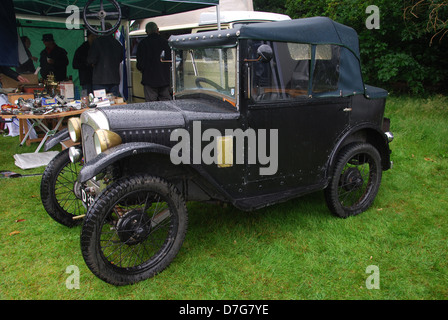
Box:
[20,120,38,146]
[34,117,64,153]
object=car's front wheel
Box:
[80,175,188,285]
[325,143,382,218]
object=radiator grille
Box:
[81,124,97,163]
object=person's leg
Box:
[158,86,172,101]
[86,84,93,95]
[81,84,94,97]
[108,85,120,98]
[144,86,158,102]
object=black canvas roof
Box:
[169,17,388,98]
[169,17,360,58]
[239,17,360,58]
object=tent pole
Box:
[216,4,221,30]
[216,4,224,87]
[125,21,132,102]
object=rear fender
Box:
[327,124,392,177]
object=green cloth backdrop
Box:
[16,18,88,97]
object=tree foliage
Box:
[253,0,448,94]
[404,0,448,45]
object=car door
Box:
[242,41,351,195]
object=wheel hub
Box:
[73,180,82,200]
[98,10,107,19]
[342,167,364,191]
[116,209,151,246]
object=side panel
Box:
[183,118,248,200]
[350,94,386,128]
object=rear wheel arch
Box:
[328,126,391,178]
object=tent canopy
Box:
[13,0,219,20]
[6,0,219,96]
[4,0,219,67]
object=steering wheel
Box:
[83,0,122,36]
[195,77,225,91]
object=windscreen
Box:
[174,47,237,102]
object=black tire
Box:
[40,148,86,227]
[80,175,188,285]
[325,143,382,218]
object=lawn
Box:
[0,95,447,300]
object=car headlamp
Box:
[93,129,122,154]
[69,146,82,163]
[68,117,81,143]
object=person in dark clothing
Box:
[87,26,123,97]
[0,66,30,86]
[16,36,37,73]
[73,31,97,96]
[136,22,171,101]
[39,34,68,81]
[0,66,30,87]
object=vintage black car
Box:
[41,17,393,285]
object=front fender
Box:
[78,142,171,183]
[44,128,70,151]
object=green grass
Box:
[0,95,447,300]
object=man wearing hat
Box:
[39,33,69,81]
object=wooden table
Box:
[1,109,87,153]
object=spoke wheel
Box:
[81,175,187,285]
[40,148,86,227]
[325,143,382,218]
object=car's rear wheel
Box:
[325,143,382,218]
[81,175,188,285]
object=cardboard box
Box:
[22,85,45,94]
[114,97,124,104]
[7,93,34,104]
[41,97,57,106]
[59,81,74,99]
[0,73,39,88]
[93,89,106,99]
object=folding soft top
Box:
[169,17,373,97]
[169,16,360,58]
